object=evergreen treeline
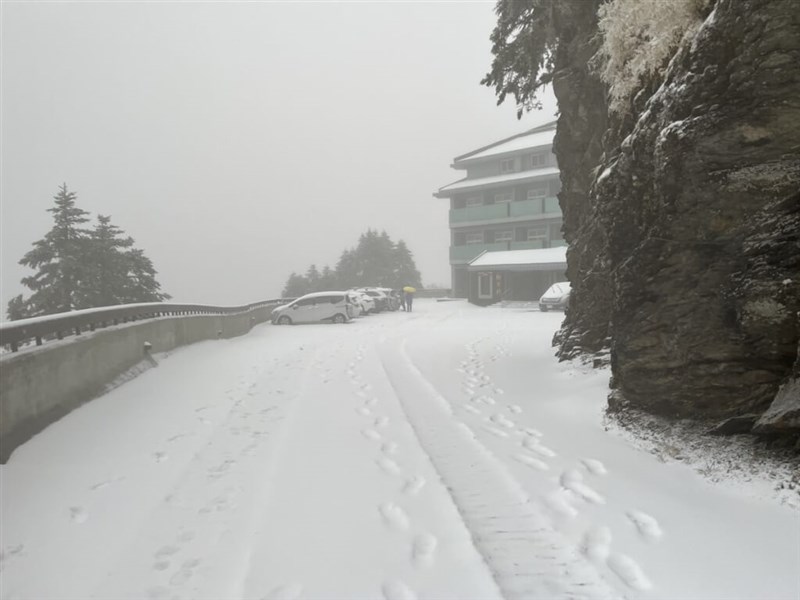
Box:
[282,229,422,298]
[6,184,169,320]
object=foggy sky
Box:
[1,1,557,311]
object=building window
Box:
[529,153,547,168]
[500,158,515,173]
[465,232,484,245]
[478,273,493,299]
[527,185,548,201]
[494,190,513,203]
[494,230,513,243]
[465,196,483,207]
[527,226,548,241]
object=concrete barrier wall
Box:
[0,306,273,463]
[415,288,451,299]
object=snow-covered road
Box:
[2,300,798,600]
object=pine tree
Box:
[306,264,322,292]
[335,248,359,289]
[118,248,170,304]
[81,214,135,307]
[281,230,423,295]
[19,184,92,316]
[392,240,422,289]
[13,185,169,316]
[6,295,28,321]
[282,272,309,298]
[319,265,338,290]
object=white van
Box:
[272,292,354,325]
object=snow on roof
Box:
[457,128,555,164]
[435,167,560,197]
[468,246,567,271]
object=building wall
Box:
[441,125,563,287]
[467,269,565,306]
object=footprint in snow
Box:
[69,507,88,524]
[356,406,372,417]
[403,475,426,495]
[412,533,438,568]
[153,561,170,571]
[154,545,180,559]
[560,469,605,504]
[377,457,401,476]
[169,558,200,586]
[90,476,125,491]
[626,510,663,541]
[364,397,378,407]
[508,404,522,414]
[544,489,579,518]
[379,502,410,530]
[374,416,389,428]
[153,451,168,463]
[262,583,304,600]
[463,404,482,415]
[607,553,652,590]
[483,425,509,438]
[381,441,398,455]
[362,428,382,442]
[522,436,557,457]
[490,413,516,429]
[382,580,418,600]
[0,544,25,564]
[513,453,549,471]
[581,458,607,476]
[580,525,612,561]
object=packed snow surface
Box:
[2,300,797,599]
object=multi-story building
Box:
[434,121,566,301]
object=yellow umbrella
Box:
[403,286,416,293]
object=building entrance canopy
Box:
[467,246,567,272]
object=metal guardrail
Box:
[0,299,294,353]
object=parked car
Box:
[348,290,376,315]
[539,281,571,312]
[377,288,400,311]
[272,292,355,325]
[356,288,389,312]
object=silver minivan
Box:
[272,292,354,325]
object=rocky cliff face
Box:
[549,0,612,360]
[578,0,800,433]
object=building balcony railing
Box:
[510,240,545,250]
[449,197,561,227]
[450,237,567,264]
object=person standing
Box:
[404,289,414,312]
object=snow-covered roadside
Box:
[1,300,797,600]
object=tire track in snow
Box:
[379,338,622,600]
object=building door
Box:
[478,272,493,300]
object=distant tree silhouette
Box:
[280,229,423,296]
